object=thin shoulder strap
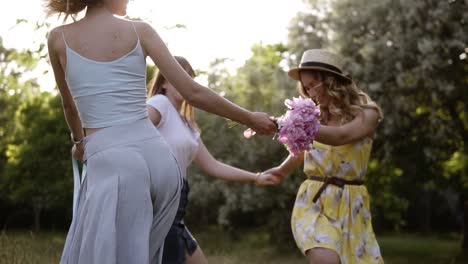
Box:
[130,22,140,42]
[61,26,69,48]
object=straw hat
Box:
[288,49,352,83]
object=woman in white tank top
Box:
[45,1,276,263]
[146,56,280,264]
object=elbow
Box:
[183,83,203,106]
[184,92,198,106]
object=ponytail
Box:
[45,0,102,18]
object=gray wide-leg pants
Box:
[60,119,182,264]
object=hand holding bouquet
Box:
[244,97,321,156]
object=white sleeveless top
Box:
[63,23,148,128]
[147,95,200,177]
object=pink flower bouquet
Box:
[244,96,321,156]
[275,97,321,156]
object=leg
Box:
[162,224,186,264]
[184,246,208,264]
[307,247,341,264]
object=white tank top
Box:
[63,22,148,128]
[147,95,200,178]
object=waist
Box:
[71,86,148,128]
[307,175,364,203]
[84,112,148,134]
[83,118,161,158]
[307,175,364,186]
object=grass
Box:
[194,227,304,264]
[0,229,466,264]
[377,233,465,264]
[0,231,63,264]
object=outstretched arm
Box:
[315,108,380,146]
[194,141,279,185]
[136,22,276,135]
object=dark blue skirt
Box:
[162,179,198,264]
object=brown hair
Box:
[45,0,103,19]
[148,56,200,132]
[298,70,383,125]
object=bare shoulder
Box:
[131,20,155,35]
[48,26,62,42]
[131,21,163,53]
[47,26,66,50]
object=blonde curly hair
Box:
[298,70,383,125]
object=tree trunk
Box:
[422,187,431,234]
[33,204,41,232]
[463,200,468,250]
[461,138,468,252]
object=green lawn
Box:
[0,229,466,264]
[0,231,64,264]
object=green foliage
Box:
[2,92,71,231]
[4,93,70,209]
[0,29,71,230]
[0,37,43,217]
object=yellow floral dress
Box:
[291,137,384,264]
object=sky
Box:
[1,0,306,90]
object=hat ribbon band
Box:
[300,62,342,73]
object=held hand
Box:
[72,143,85,162]
[255,172,282,186]
[263,167,288,181]
[246,112,277,136]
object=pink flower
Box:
[276,97,321,156]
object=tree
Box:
[4,93,71,231]
[0,19,72,230]
[0,35,46,229]
[0,36,42,176]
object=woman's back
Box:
[55,14,148,128]
[58,14,141,64]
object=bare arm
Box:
[315,108,380,146]
[194,141,279,185]
[260,153,304,183]
[48,28,84,160]
[136,22,276,135]
[147,106,162,127]
[266,153,304,179]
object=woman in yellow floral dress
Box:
[266,49,384,264]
